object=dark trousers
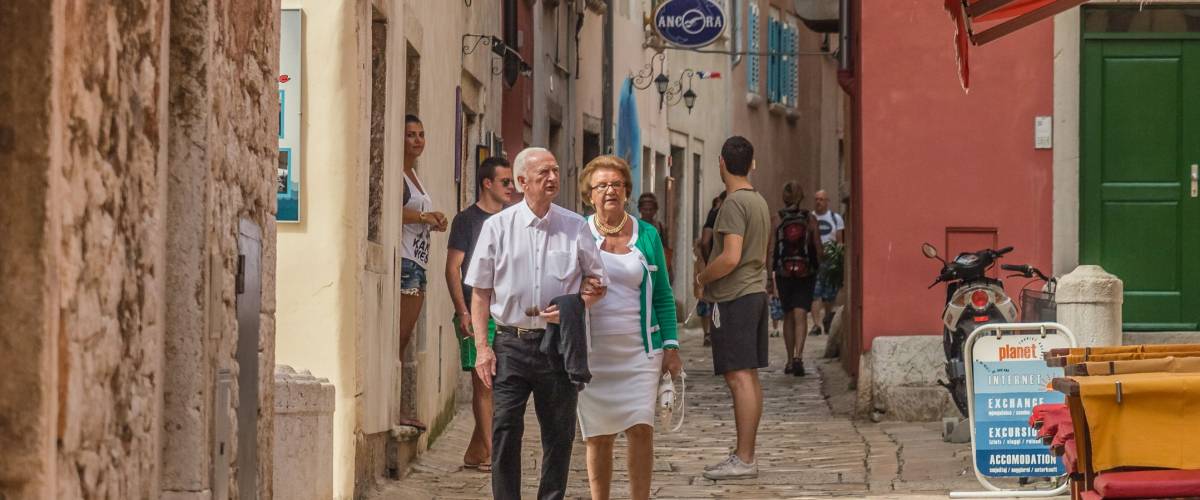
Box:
[491,331,578,500]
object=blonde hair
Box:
[579,155,635,207]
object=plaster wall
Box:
[275,2,365,498]
[729,0,835,218]
[857,0,1054,351]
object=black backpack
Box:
[774,208,815,278]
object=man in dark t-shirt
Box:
[445,156,514,471]
[694,191,726,346]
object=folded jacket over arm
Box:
[541,293,591,391]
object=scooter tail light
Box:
[970,289,990,309]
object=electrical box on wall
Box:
[1034,116,1053,150]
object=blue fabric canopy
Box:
[615,77,643,196]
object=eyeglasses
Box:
[591,181,627,192]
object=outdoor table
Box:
[1052,372,1200,472]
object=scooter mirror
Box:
[921,243,939,260]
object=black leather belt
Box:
[496,325,546,340]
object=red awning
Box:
[944,0,1089,90]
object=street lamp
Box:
[653,72,670,95]
[665,69,698,113]
[682,88,697,113]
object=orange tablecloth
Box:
[1075,372,1200,472]
[1063,351,1200,366]
[1063,344,1200,356]
[1080,357,1200,376]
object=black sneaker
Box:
[793,359,806,377]
[784,360,795,375]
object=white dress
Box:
[577,241,663,439]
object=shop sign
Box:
[653,0,727,49]
[968,327,1071,479]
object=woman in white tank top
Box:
[397,115,447,430]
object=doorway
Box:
[1080,6,1200,330]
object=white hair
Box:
[513,147,552,193]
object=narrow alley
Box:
[369,329,979,499]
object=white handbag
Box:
[657,370,687,433]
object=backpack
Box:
[774,208,815,278]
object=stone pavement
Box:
[367,328,990,499]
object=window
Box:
[747,2,761,94]
[768,17,799,107]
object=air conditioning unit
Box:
[793,0,839,33]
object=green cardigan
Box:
[587,216,679,355]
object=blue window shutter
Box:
[786,25,796,107]
[767,18,778,102]
[747,5,759,94]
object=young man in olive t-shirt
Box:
[694,136,771,480]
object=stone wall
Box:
[162,0,280,499]
[273,366,335,500]
[0,1,58,498]
[0,1,279,498]
[52,2,170,497]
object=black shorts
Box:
[776,275,816,312]
[710,292,770,375]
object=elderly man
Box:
[465,147,607,500]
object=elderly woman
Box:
[577,155,682,500]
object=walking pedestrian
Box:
[465,147,608,500]
[694,136,771,480]
[694,192,725,347]
[810,189,845,337]
[444,156,515,472]
[769,181,821,376]
[398,114,447,430]
[637,193,672,279]
[578,156,682,500]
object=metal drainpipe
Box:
[601,0,614,154]
[839,0,850,71]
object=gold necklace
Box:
[595,212,629,236]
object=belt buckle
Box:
[515,327,537,339]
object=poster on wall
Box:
[278,9,302,222]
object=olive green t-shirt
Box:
[704,189,771,303]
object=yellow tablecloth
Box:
[1076,372,1200,472]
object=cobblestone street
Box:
[369,327,983,499]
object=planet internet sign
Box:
[654,0,727,49]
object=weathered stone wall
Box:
[0,1,57,498]
[1,1,278,498]
[53,1,170,498]
[163,0,280,499]
[272,366,335,500]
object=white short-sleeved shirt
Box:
[464,201,608,329]
[815,210,844,245]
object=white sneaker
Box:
[702,454,758,480]
[704,454,736,472]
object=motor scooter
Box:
[921,243,1055,416]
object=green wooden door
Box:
[1082,38,1200,331]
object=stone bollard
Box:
[1056,265,1123,347]
[273,365,336,500]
